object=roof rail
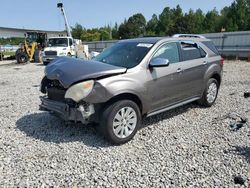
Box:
[172,34,206,39]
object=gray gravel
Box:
[0,61,249,187]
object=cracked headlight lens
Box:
[65,80,94,102]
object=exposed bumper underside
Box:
[39,96,95,124]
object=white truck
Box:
[42,3,90,65]
[42,36,76,65]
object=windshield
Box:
[48,38,68,47]
[93,42,153,68]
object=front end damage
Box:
[40,97,95,124]
[39,77,95,124]
[39,57,127,123]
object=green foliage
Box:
[112,23,119,39]
[221,0,250,31]
[156,7,175,35]
[118,14,146,39]
[69,0,250,41]
[71,23,83,39]
[2,51,15,56]
[146,14,158,36]
[71,24,113,41]
[0,37,24,45]
[203,8,220,33]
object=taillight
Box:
[220,58,224,66]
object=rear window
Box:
[202,41,219,55]
[180,41,205,61]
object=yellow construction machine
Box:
[16,32,47,63]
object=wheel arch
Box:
[103,93,143,114]
[210,73,221,86]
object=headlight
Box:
[65,80,94,102]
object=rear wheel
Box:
[16,52,28,64]
[34,49,42,63]
[100,100,141,144]
[198,78,219,107]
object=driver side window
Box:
[152,42,180,64]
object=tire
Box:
[15,48,22,58]
[67,52,71,57]
[34,49,42,63]
[99,100,141,144]
[16,52,28,64]
[198,78,219,107]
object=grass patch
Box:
[2,51,15,56]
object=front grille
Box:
[41,77,66,102]
[47,87,66,102]
[45,51,57,56]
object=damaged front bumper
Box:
[39,96,95,124]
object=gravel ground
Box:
[0,61,249,187]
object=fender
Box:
[84,77,150,114]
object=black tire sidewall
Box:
[203,78,219,107]
[17,53,28,63]
[100,100,141,144]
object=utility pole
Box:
[57,3,72,38]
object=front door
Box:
[146,42,184,111]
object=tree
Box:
[99,27,112,41]
[118,19,129,39]
[71,1,250,41]
[156,7,174,35]
[193,9,205,33]
[112,22,119,39]
[80,28,101,41]
[118,14,146,39]
[71,23,84,39]
[203,8,220,33]
[146,14,158,36]
[170,5,185,34]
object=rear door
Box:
[177,40,208,99]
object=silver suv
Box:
[40,35,223,144]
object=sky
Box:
[0,0,235,31]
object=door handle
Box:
[176,68,183,73]
[203,61,208,65]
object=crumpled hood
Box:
[45,57,127,88]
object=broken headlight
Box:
[65,80,94,102]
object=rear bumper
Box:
[39,96,95,124]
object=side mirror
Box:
[149,58,170,68]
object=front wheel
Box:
[16,52,28,64]
[100,100,141,144]
[198,78,219,107]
